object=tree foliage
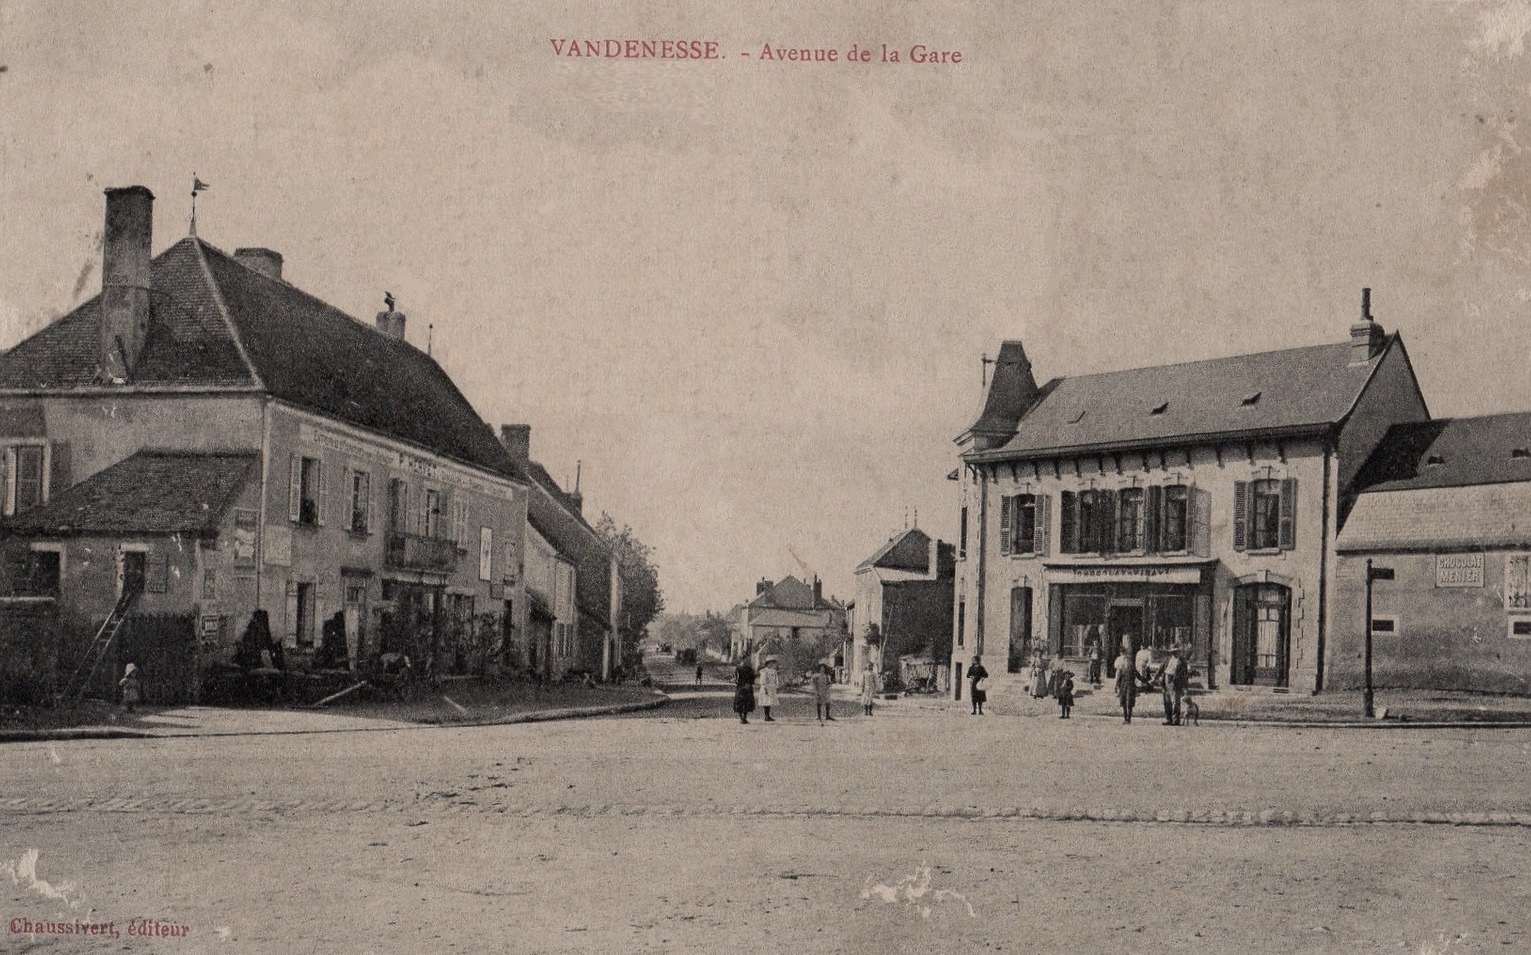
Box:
[595,513,665,664]
[653,610,732,656]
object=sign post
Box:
[1364,561,1394,718]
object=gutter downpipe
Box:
[1315,437,1332,693]
[975,463,988,666]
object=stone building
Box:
[846,527,954,685]
[1334,413,1531,693]
[0,186,534,690]
[954,294,1430,697]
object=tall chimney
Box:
[100,186,154,381]
[757,578,773,596]
[499,424,530,463]
[1349,287,1386,365]
[375,291,406,340]
[813,576,823,603]
[234,247,283,280]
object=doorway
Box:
[120,551,147,598]
[1107,603,1144,658]
[1007,587,1032,673]
[1233,584,1290,687]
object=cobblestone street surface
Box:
[5,672,1531,953]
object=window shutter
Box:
[1060,490,1077,554]
[1100,490,1118,555]
[1144,485,1161,554]
[1279,478,1297,550]
[47,441,70,500]
[288,454,301,522]
[1033,494,1050,556]
[1232,480,1248,552]
[999,495,1013,556]
[316,458,327,526]
[366,475,375,535]
[342,467,352,530]
[1192,487,1212,558]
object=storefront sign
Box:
[1047,565,1204,585]
[1435,553,1483,588]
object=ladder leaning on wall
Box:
[58,590,140,703]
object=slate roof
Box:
[966,335,1402,461]
[524,466,613,627]
[749,576,844,612]
[2,450,257,537]
[857,528,934,574]
[1350,413,1531,493]
[1336,483,1531,552]
[0,237,523,482]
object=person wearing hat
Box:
[118,662,142,714]
[1162,646,1190,726]
[1055,668,1075,719]
[758,657,780,722]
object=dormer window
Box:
[1149,402,1169,416]
[1426,454,1446,467]
[1240,391,1261,406]
[1513,448,1530,460]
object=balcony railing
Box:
[385,531,459,572]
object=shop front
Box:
[1043,563,1215,684]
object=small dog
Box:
[1182,696,1200,726]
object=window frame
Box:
[348,469,372,535]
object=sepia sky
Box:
[2,1,1530,613]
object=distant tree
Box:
[697,611,732,657]
[596,513,665,666]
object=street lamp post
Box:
[1364,559,1394,719]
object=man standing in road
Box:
[1114,643,1137,724]
[1162,647,1189,726]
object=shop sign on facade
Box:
[1435,553,1484,588]
[1047,565,1204,585]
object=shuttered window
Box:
[1233,478,1298,552]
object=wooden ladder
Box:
[59,591,139,703]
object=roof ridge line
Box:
[1051,337,1349,385]
[190,239,265,389]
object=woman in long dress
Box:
[733,659,757,724]
[758,658,780,722]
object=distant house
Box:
[730,576,845,665]
[1335,413,1531,694]
[847,527,954,683]
[956,293,1432,698]
[0,186,532,697]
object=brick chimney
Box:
[100,186,154,381]
[812,576,823,604]
[1349,287,1386,365]
[756,578,773,596]
[234,247,283,280]
[375,292,406,340]
[499,424,530,463]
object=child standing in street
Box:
[810,664,835,723]
[118,663,142,714]
[1056,669,1075,719]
